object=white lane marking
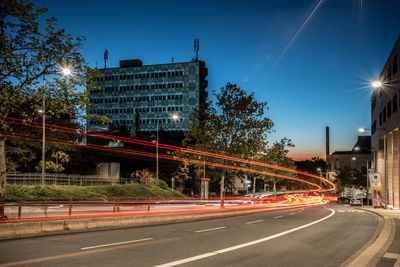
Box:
[338,210,365,213]
[81,238,153,250]
[154,208,335,267]
[289,213,296,216]
[274,215,284,219]
[195,226,227,233]
[246,220,263,225]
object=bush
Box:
[158,180,169,190]
[5,183,183,201]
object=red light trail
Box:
[1,116,335,191]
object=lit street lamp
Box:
[371,80,383,89]
[155,114,180,184]
[352,157,370,206]
[359,127,386,207]
[39,66,72,185]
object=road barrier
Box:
[0,197,261,221]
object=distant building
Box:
[371,36,400,208]
[88,59,208,135]
[327,136,371,180]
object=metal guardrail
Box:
[0,198,259,221]
[5,173,124,186]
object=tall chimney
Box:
[104,49,108,69]
[325,126,330,160]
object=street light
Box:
[352,157,370,206]
[316,167,322,176]
[155,114,180,184]
[62,67,72,76]
[358,126,387,208]
[358,127,370,133]
[38,100,45,185]
[39,66,73,185]
[371,80,383,89]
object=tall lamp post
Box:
[39,66,72,185]
[352,156,370,206]
[155,114,179,183]
[359,126,386,208]
[38,95,46,184]
[155,116,159,182]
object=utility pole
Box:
[41,95,46,184]
[220,174,225,208]
[253,176,256,197]
[156,116,159,182]
[0,135,6,218]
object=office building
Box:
[371,36,400,208]
[327,136,371,180]
[88,58,208,136]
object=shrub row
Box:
[5,183,183,201]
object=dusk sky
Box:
[36,0,400,160]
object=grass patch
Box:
[5,183,184,201]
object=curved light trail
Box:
[0,130,321,191]
[1,116,335,191]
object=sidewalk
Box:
[346,206,400,267]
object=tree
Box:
[260,138,296,195]
[335,166,366,194]
[184,83,273,202]
[136,169,156,185]
[37,151,70,173]
[295,157,326,175]
[0,0,103,217]
[171,161,190,192]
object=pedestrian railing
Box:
[5,173,124,186]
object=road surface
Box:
[0,204,379,267]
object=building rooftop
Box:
[331,135,371,155]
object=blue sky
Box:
[35,0,400,160]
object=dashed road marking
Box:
[195,226,227,233]
[155,208,336,267]
[246,220,263,225]
[274,215,284,219]
[289,213,296,216]
[81,238,153,250]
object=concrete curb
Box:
[0,205,302,240]
[341,208,394,267]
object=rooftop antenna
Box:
[104,49,108,69]
[194,38,199,61]
[171,57,174,63]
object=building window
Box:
[372,95,376,111]
[383,107,387,122]
[379,112,382,126]
[388,101,392,118]
[393,55,398,75]
[394,94,398,113]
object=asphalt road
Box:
[0,204,379,267]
